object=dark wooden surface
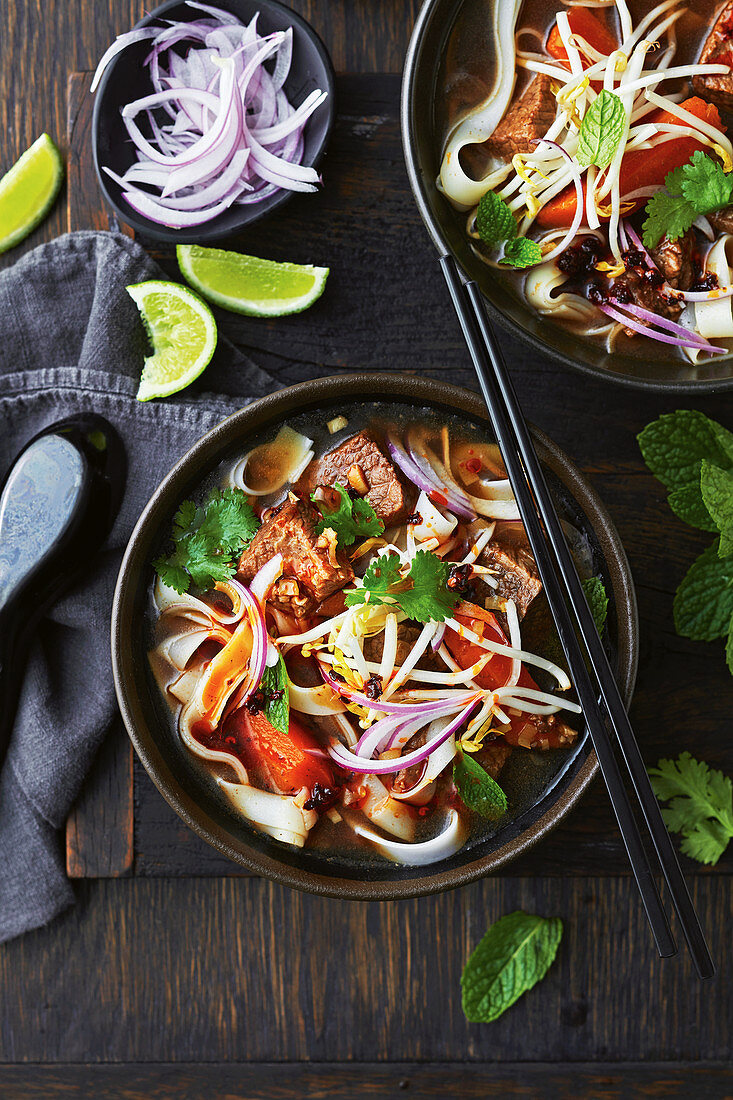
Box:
[1,2,733,1095]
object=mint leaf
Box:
[154,486,259,594]
[680,149,733,215]
[453,747,508,820]
[649,752,733,865]
[576,90,625,169]
[581,576,608,633]
[312,482,384,548]
[500,237,542,269]
[638,411,733,492]
[259,654,289,735]
[667,482,720,533]
[461,911,563,1023]
[476,191,517,248]
[673,541,733,641]
[700,461,733,556]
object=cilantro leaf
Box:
[680,149,733,215]
[461,911,563,1023]
[311,482,384,548]
[500,237,542,269]
[259,654,289,735]
[642,153,733,248]
[576,90,625,169]
[649,752,733,865]
[700,461,733,556]
[154,486,259,594]
[638,410,733,492]
[453,747,507,820]
[345,550,459,623]
[673,540,733,642]
[581,576,608,633]
[476,191,517,248]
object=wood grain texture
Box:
[65,719,133,879]
[0,876,729,1063]
[0,1062,731,1099]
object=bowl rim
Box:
[400,0,733,395]
[112,372,639,899]
[91,0,336,243]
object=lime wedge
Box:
[0,134,64,254]
[126,280,217,402]
[177,244,329,317]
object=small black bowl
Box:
[92,0,335,243]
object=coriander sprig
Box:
[311,482,384,548]
[650,752,733,865]
[345,549,459,623]
[642,151,733,249]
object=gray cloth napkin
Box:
[0,231,275,943]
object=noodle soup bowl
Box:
[112,374,638,899]
[402,0,733,392]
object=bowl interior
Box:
[401,0,733,392]
[112,375,638,899]
[92,0,335,243]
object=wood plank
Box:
[0,1062,730,1099]
[0,876,729,1063]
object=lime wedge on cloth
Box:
[177,244,329,317]
[126,280,217,402]
[0,134,64,254]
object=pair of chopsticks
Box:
[439,254,714,980]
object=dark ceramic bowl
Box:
[112,374,638,899]
[92,0,335,244]
[401,0,733,393]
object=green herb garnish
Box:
[642,151,733,249]
[345,549,459,623]
[476,191,541,270]
[154,487,259,594]
[649,752,733,865]
[581,576,609,633]
[453,746,508,820]
[311,481,384,548]
[638,410,733,674]
[259,653,290,735]
[461,911,563,1023]
[576,90,625,170]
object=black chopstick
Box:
[440,254,715,979]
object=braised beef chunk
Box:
[238,495,354,616]
[612,252,684,323]
[650,231,696,291]
[485,74,557,162]
[304,430,413,525]
[709,207,733,235]
[692,1,733,110]
[469,520,542,618]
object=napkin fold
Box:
[0,231,275,943]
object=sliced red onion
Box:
[386,432,436,496]
[93,6,328,225]
[224,579,269,702]
[319,661,478,716]
[431,623,447,652]
[598,302,725,355]
[530,139,583,265]
[249,553,284,605]
[91,28,159,93]
[328,701,478,775]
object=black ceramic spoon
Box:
[0,415,126,769]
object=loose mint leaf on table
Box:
[673,541,733,641]
[453,747,508,821]
[154,486,259,594]
[649,752,733,865]
[259,654,289,735]
[461,911,563,1023]
[476,191,517,248]
[576,90,625,169]
[667,482,719,533]
[500,237,543,269]
[637,410,733,492]
[312,481,384,548]
[700,461,733,556]
[581,576,608,633]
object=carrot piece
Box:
[536,97,725,229]
[546,8,618,66]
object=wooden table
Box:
[1,3,731,1097]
